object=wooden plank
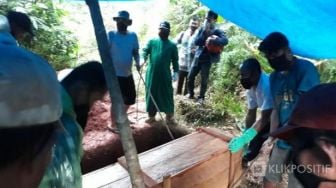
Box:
[119,137,227,182]
[82,163,131,188]
[228,151,243,188]
[197,127,233,142]
[118,132,215,167]
[142,170,160,188]
[163,175,171,188]
[167,149,231,188]
[102,177,132,188]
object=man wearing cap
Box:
[187,10,228,103]
[258,32,320,188]
[175,17,199,95]
[6,10,34,41]
[143,21,179,124]
[107,10,140,131]
[229,58,272,168]
[0,26,61,187]
[270,83,336,188]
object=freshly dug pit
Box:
[81,95,191,174]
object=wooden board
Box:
[84,128,243,188]
[118,132,229,182]
[82,163,131,188]
[118,128,243,188]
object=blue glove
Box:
[172,72,178,82]
[228,128,257,153]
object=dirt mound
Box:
[81,95,191,173]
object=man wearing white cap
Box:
[0,25,61,188]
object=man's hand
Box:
[229,128,257,153]
[172,72,178,82]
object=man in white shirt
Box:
[229,58,273,167]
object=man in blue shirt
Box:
[187,10,228,103]
[107,10,140,131]
[259,32,320,188]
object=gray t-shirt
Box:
[108,31,140,77]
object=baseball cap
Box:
[159,21,170,30]
[258,32,289,54]
[0,42,62,128]
[6,10,34,36]
[270,83,336,140]
[206,10,218,20]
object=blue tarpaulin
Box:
[199,0,336,59]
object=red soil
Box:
[81,95,188,174]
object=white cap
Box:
[0,42,62,127]
[0,15,10,32]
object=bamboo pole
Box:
[84,1,145,187]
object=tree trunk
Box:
[84,1,145,187]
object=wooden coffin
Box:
[83,128,243,188]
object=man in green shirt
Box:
[143,21,179,124]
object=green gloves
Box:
[228,128,257,153]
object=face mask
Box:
[240,78,253,89]
[268,54,292,71]
[159,29,169,40]
[203,20,215,30]
[117,22,127,32]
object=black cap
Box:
[206,10,218,20]
[258,32,289,54]
[7,11,34,36]
[159,21,170,30]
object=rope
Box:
[137,69,175,140]
[136,68,142,121]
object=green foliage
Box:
[166,0,203,37]
[0,0,78,70]
[176,98,230,126]
[209,25,260,119]
[318,60,336,83]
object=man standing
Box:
[187,10,228,103]
[229,58,272,167]
[143,21,179,124]
[175,17,199,95]
[258,32,320,188]
[107,10,140,131]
